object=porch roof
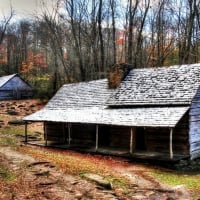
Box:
[23,106,189,128]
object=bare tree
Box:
[0,7,14,44]
[110,0,117,64]
[98,0,105,74]
[134,0,150,67]
[126,0,139,64]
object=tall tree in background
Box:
[126,0,139,64]
[0,8,14,44]
[40,1,71,93]
[134,0,150,67]
[98,0,105,74]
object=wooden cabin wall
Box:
[0,89,33,100]
[70,123,96,146]
[98,125,130,150]
[190,90,200,159]
[145,128,171,153]
[0,90,15,100]
[173,113,189,154]
[45,122,66,142]
[145,113,189,155]
[0,76,32,100]
[109,126,130,149]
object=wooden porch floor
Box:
[25,140,188,163]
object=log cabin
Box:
[23,64,200,160]
[0,74,33,100]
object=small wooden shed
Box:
[23,64,200,160]
[0,74,33,100]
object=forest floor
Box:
[0,99,197,199]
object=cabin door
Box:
[135,128,146,151]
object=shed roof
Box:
[0,74,16,88]
[106,64,200,106]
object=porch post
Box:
[169,128,173,159]
[68,123,71,145]
[44,122,47,146]
[95,124,99,152]
[130,127,133,154]
[25,122,28,143]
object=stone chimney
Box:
[108,63,133,89]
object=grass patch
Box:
[0,136,17,146]
[1,126,25,136]
[0,166,15,181]
[149,170,200,198]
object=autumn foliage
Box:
[21,52,47,74]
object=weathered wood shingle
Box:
[46,79,114,109]
[106,64,200,106]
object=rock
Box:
[37,180,57,186]
[131,194,147,200]
[7,110,18,115]
[83,173,112,190]
[28,161,50,167]
[172,185,190,200]
[34,170,50,176]
[74,192,83,199]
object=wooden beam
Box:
[68,123,71,145]
[170,128,173,159]
[25,122,28,143]
[130,127,133,154]
[63,123,66,143]
[95,124,99,152]
[44,122,47,146]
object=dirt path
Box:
[0,146,191,200]
[0,146,119,200]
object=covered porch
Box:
[24,120,188,161]
[23,106,190,161]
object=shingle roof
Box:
[23,106,189,127]
[106,64,200,106]
[23,75,190,127]
[0,74,16,88]
[45,79,114,109]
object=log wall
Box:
[145,113,189,155]
[45,122,96,146]
[189,89,200,159]
[45,114,190,158]
[70,123,96,146]
[45,122,66,142]
[108,126,130,149]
